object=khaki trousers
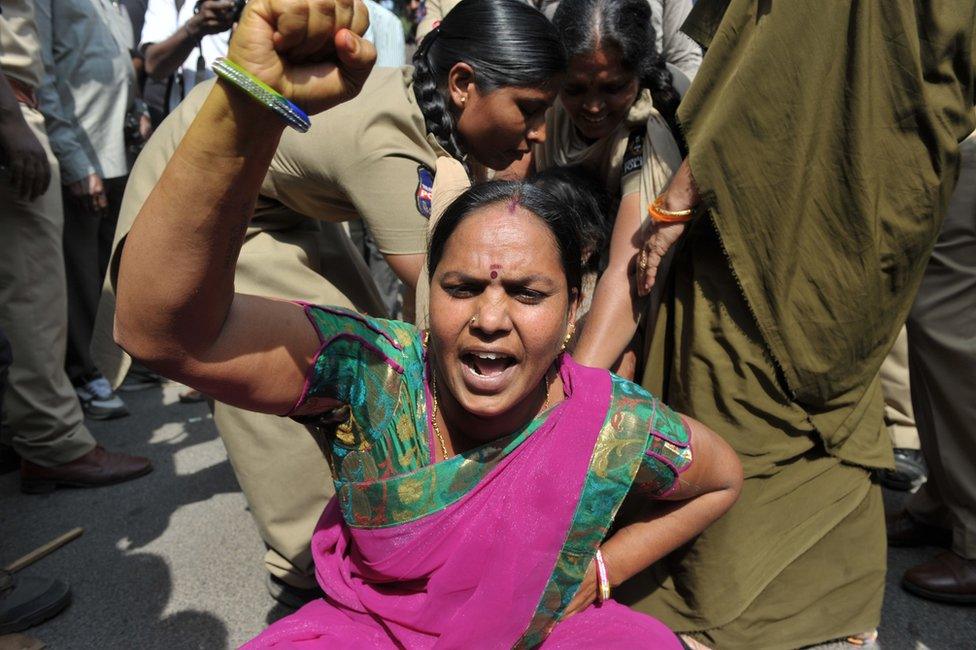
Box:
[218,225,386,587]
[906,133,976,559]
[93,218,385,586]
[0,105,96,466]
[880,327,919,450]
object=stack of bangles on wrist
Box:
[594,549,611,603]
[212,57,311,133]
[647,194,695,223]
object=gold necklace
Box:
[429,369,552,460]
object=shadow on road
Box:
[0,384,252,647]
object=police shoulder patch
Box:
[622,126,647,176]
[415,165,435,218]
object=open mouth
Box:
[582,114,607,125]
[462,352,517,377]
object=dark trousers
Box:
[0,327,11,426]
[905,133,976,559]
[62,176,127,385]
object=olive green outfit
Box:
[621,2,976,648]
[92,67,445,587]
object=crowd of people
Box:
[1,0,974,647]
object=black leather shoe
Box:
[20,445,152,494]
[880,448,927,491]
[0,570,71,634]
[886,509,952,548]
[903,551,976,605]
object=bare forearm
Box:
[574,264,641,368]
[144,26,199,80]
[116,80,284,368]
[603,416,742,587]
[602,488,737,587]
[575,193,645,368]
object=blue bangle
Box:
[212,57,311,133]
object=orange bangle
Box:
[648,195,694,224]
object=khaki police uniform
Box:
[92,66,448,586]
[535,91,682,348]
[0,0,97,466]
[880,327,919,450]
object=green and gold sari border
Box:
[338,409,552,529]
[516,376,656,648]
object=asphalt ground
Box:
[1,382,974,649]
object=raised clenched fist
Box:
[227,0,376,115]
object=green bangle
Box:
[212,57,311,133]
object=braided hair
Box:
[552,0,685,153]
[412,0,567,163]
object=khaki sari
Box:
[624,1,976,648]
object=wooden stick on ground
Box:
[3,527,84,573]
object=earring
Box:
[460,95,467,106]
[560,329,573,353]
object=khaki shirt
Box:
[0,0,44,89]
[258,66,444,255]
[98,66,444,386]
[121,66,441,257]
[535,90,682,204]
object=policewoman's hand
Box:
[228,0,376,115]
[637,159,699,296]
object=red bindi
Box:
[490,270,498,279]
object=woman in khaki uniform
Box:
[509,0,686,374]
[93,0,565,603]
[419,0,560,40]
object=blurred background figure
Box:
[404,0,426,47]
[139,0,236,125]
[879,329,926,492]
[0,0,151,494]
[890,131,976,605]
[35,0,140,421]
[647,0,699,79]
[417,0,701,79]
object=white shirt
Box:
[139,0,230,72]
[363,0,405,69]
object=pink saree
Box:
[243,306,686,648]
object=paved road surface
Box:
[2,383,974,648]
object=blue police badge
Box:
[622,126,646,176]
[415,166,434,218]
